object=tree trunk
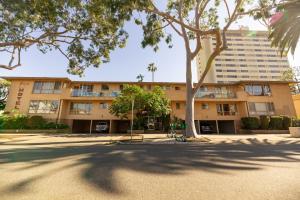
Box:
[185,53,198,138]
[152,72,154,82]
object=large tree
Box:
[130,0,290,137]
[0,0,130,75]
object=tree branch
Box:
[191,0,202,59]
[223,0,231,19]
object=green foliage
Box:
[0,80,10,110]
[269,1,300,56]
[0,113,29,129]
[260,115,270,129]
[0,113,68,130]
[27,116,46,129]
[282,116,292,130]
[241,117,260,130]
[269,116,283,130]
[136,74,144,82]
[292,118,300,127]
[0,0,132,74]
[110,85,170,120]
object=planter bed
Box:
[239,129,289,134]
[0,129,70,134]
[289,127,300,138]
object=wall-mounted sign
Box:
[15,82,25,109]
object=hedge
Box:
[241,117,260,130]
[269,116,283,130]
[242,116,293,130]
[282,116,292,130]
[0,114,69,130]
[259,115,270,130]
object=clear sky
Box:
[0,4,299,83]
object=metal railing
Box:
[195,91,237,99]
[71,90,120,97]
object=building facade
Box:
[2,77,296,134]
[197,27,290,83]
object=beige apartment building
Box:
[2,77,296,134]
[197,27,290,83]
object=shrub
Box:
[56,124,69,129]
[0,114,10,129]
[44,122,57,129]
[12,114,29,129]
[44,122,69,129]
[241,117,260,129]
[292,118,300,127]
[27,116,46,129]
[260,115,270,129]
[269,116,283,130]
[0,114,29,129]
[282,116,292,130]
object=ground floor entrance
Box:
[72,119,130,134]
[195,120,236,134]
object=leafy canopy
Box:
[0,0,133,75]
[109,84,170,119]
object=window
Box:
[119,84,124,90]
[72,85,94,96]
[29,100,59,114]
[100,102,109,109]
[175,86,181,91]
[201,103,209,110]
[33,81,62,94]
[176,103,180,110]
[245,84,271,96]
[101,84,109,91]
[227,75,237,78]
[70,103,92,115]
[147,85,152,90]
[248,102,275,115]
[216,104,237,116]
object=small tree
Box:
[109,85,170,129]
[136,74,145,82]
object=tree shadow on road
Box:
[1,138,300,195]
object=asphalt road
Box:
[0,134,300,200]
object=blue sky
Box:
[0,5,299,83]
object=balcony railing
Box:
[71,90,121,97]
[249,111,275,116]
[195,90,237,99]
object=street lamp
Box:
[130,98,135,142]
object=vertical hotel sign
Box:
[15,82,25,110]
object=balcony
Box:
[195,90,237,99]
[71,90,120,97]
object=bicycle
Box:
[167,129,177,138]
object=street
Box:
[0,134,300,200]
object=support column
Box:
[216,120,220,134]
[197,120,201,134]
[89,120,93,134]
[234,120,237,134]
